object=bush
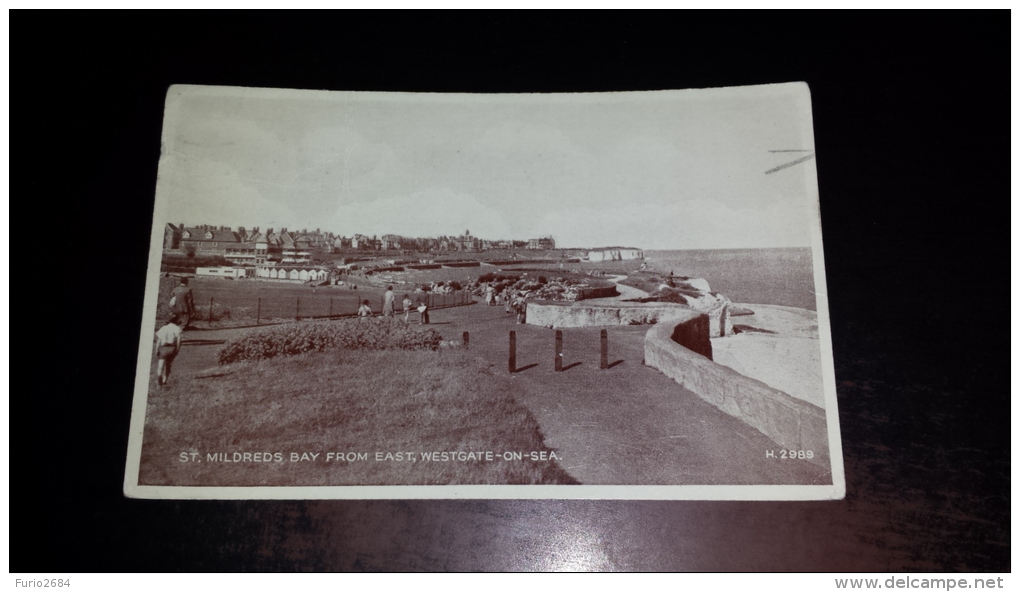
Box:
[161,253,230,271]
[630,285,702,304]
[478,272,520,284]
[218,318,442,364]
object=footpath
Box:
[160,299,830,486]
[424,302,828,485]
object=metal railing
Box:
[159,283,475,327]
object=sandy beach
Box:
[711,303,825,408]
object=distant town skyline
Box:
[164,223,549,245]
[155,84,820,250]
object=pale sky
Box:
[154,84,820,250]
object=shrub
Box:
[630,285,702,304]
[218,318,442,364]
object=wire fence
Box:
[157,277,475,327]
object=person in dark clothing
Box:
[169,277,196,328]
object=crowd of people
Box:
[358,286,431,324]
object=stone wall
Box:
[574,284,620,300]
[526,299,732,336]
[526,301,703,328]
[644,316,829,466]
[669,313,713,359]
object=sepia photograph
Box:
[124,82,844,499]
[18,12,1006,573]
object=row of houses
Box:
[351,230,546,252]
[164,224,556,265]
[195,266,332,282]
[163,224,331,265]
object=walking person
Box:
[514,292,528,325]
[382,285,396,317]
[402,294,413,323]
[154,315,183,387]
[169,277,196,329]
[484,283,495,306]
[417,298,430,325]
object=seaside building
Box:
[351,234,374,250]
[528,236,556,250]
[196,266,254,279]
[164,224,243,254]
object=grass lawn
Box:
[140,348,579,486]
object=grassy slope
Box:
[140,348,579,487]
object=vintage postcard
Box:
[124,83,845,500]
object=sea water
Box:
[643,248,818,311]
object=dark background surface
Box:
[16,12,1008,571]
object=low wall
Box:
[526,300,701,328]
[669,313,713,359]
[575,285,619,300]
[644,317,828,466]
[526,299,732,336]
